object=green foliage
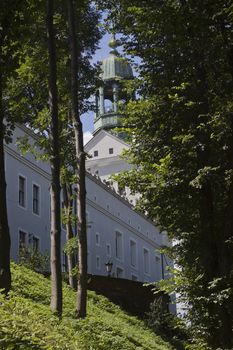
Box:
[145,297,189,350]
[18,246,50,274]
[63,237,78,256]
[101,0,233,348]
[0,263,175,350]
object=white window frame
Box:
[129,238,137,268]
[115,230,124,261]
[29,234,40,252]
[155,255,161,281]
[32,182,41,216]
[33,235,40,252]
[106,243,111,258]
[96,255,101,270]
[18,228,27,251]
[18,174,27,209]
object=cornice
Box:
[86,172,156,227]
[4,145,51,181]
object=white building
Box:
[5,36,169,284]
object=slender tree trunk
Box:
[67,0,87,318]
[62,183,76,289]
[216,122,233,349]
[0,73,11,294]
[46,0,62,317]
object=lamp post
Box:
[105,260,113,277]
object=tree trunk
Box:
[67,0,87,318]
[46,0,62,317]
[62,183,76,289]
[0,74,11,294]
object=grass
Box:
[0,263,176,350]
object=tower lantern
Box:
[94,35,133,135]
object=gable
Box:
[85,130,129,160]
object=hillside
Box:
[0,263,175,350]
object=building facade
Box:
[5,124,168,283]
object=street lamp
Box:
[105,260,113,277]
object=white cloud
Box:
[83,131,93,145]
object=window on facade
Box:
[94,150,98,157]
[106,243,111,257]
[143,248,150,274]
[96,232,100,246]
[19,176,26,207]
[96,256,100,269]
[32,236,39,252]
[109,148,113,155]
[130,240,136,267]
[116,267,123,278]
[33,184,40,215]
[19,230,27,250]
[115,231,123,260]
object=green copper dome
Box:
[101,36,133,81]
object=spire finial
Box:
[108,34,120,56]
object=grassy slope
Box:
[0,263,174,350]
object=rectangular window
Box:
[109,148,113,154]
[94,150,98,157]
[143,248,150,274]
[106,243,111,257]
[33,184,40,215]
[19,230,27,250]
[96,256,100,270]
[115,231,123,260]
[96,232,100,246]
[19,176,26,207]
[32,236,39,252]
[130,240,136,267]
